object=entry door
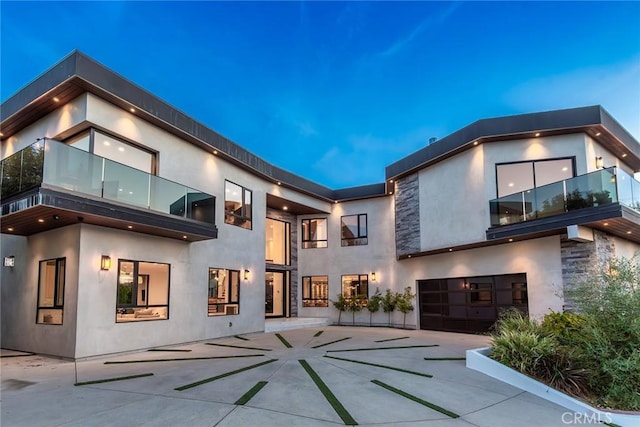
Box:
[265,271,288,317]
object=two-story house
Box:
[2,51,639,358]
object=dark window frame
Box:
[208,268,241,316]
[224,180,253,230]
[266,218,291,265]
[341,274,369,299]
[302,275,329,307]
[341,214,368,246]
[301,218,328,249]
[115,259,171,322]
[495,156,576,198]
[36,257,66,325]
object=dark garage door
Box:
[418,273,528,334]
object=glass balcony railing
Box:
[489,167,640,227]
[0,139,215,225]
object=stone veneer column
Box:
[560,230,615,309]
[266,208,298,317]
[395,173,421,257]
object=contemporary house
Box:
[2,51,639,358]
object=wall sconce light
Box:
[463,279,469,290]
[100,255,111,271]
[244,269,250,281]
[4,256,15,268]
[371,272,376,282]
[595,156,604,169]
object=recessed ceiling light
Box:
[407,255,412,258]
[388,192,392,195]
[603,222,609,226]
[534,132,541,137]
[118,147,125,152]
[627,231,632,234]
[53,97,60,102]
[562,167,568,171]
[595,132,601,137]
[7,227,14,232]
[213,150,218,155]
[473,141,479,146]
[508,238,513,242]
[622,153,628,158]
[129,107,136,113]
[183,235,188,239]
[38,218,44,223]
[283,206,288,211]
[508,182,514,187]
[0,132,4,137]
[127,225,133,229]
[334,201,338,204]
[389,179,394,183]
[448,248,453,252]
[277,182,281,185]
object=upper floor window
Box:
[496,158,574,198]
[36,258,65,324]
[302,218,328,248]
[208,268,240,316]
[341,274,369,299]
[116,260,170,322]
[225,181,252,229]
[68,129,155,174]
[341,214,367,246]
[266,218,291,265]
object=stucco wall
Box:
[1,226,80,358]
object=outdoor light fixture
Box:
[244,269,250,281]
[100,255,112,271]
[595,156,604,169]
[371,272,376,282]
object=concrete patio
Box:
[2,326,575,426]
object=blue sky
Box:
[2,1,639,188]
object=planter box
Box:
[466,347,639,427]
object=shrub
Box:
[331,294,348,325]
[396,286,416,329]
[366,289,383,326]
[381,289,397,326]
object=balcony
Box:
[487,167,640,242]
[1,139,217,241]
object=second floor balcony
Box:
[487,167,640,242]
[1,139,217,241]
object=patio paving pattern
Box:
[1,327,574,426]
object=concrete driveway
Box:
[1,326,572,426]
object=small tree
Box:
[396,286,416,329]
[331,294,348,325]
[347,295,364,325]
[366,288,383,326]
[381,289,397,327]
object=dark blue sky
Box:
[2,1,639,188]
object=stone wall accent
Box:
[395,173,421,257]
[266,208,298,317]
[560,229,615,309]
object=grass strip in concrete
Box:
[234,335,250,341]
[206,343,272,351]
[175,359,277,391]
[0,352,36,358]
[234,381,268,405]
[374,336,410,343]
[105,354,263,364]
[148,348,192,352]
[603,422,623,427]
[311,337,351,349]
[326,344,439,353]
[299,360,358,425]
[275,333,293,348]
[371,379,459,418]
[324,355,433,378]
[314,330,324,337]
[423,357,466,361]
[75,373,153,386]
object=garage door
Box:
[418,273,528,334]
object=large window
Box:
[208,268,240,315]
[496,158,574,197]
[302,276,328,307]
[116,260,170,322]
[225,181,252,229]
[302,218,328,248]
[36,258,65,324]
[266,218,291,265]
[68,129,155,174]
[341,274,368,299]
[341,214,367,246]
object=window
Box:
[225,181,252,229]
[116,260,170,322]
[341,274,368,299]
[341,214,367,246]
[266,218,290,265]
[302,218,328,248]
[496,158,574,197]
[302,276,328,307]
[36,258,65,324]
[469,282,492,305]
[208,268,240,315]
[68,129,155,174]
